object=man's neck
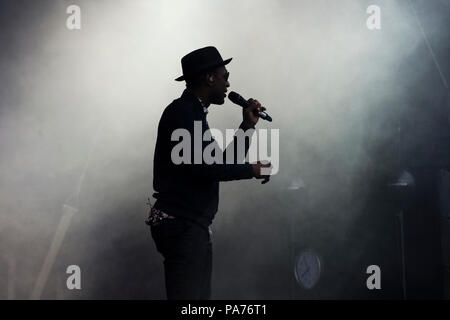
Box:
[190,88,211,108]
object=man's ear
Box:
[206,72,215,85]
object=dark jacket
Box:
[152,89,254,228]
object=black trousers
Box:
[151,218,212,300]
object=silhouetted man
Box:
[148,46,271,300]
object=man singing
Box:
[148,46,271,299]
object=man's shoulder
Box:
[161,94,198,123]
[168,94,196,111]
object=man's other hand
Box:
[252,161,272,184]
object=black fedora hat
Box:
[175,46,232,81]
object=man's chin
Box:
[211,98,225,105]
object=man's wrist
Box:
[240,121,255,131]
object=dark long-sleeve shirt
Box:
[152,89,254,228]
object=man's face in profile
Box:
[209,66,230,105]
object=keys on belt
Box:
[145,207,175,226]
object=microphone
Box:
[228,91,273,122]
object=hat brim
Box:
[175,58,232,81]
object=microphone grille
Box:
[228,91,240,103]
[228,91,249,107]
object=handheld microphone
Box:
[228,91,273,122]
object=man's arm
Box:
[173,99,271,183]
[221,122,254,165]
[223,98,271,184]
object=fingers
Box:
[248,98,266,114]
[254,161,272,184]
[248,98,260,107]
